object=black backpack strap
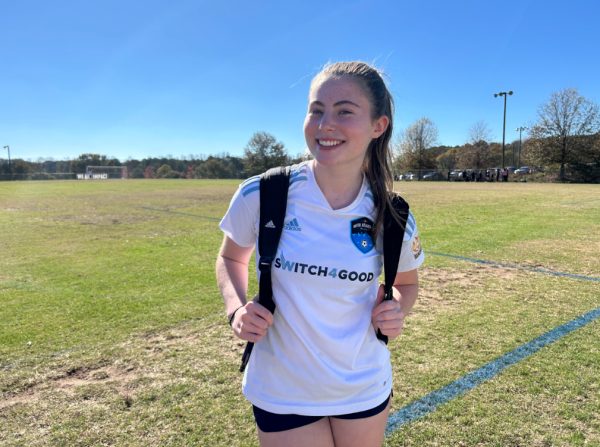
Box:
[257,166,291,314]
[240,166,291,372]
[377,193,410,344]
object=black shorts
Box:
[252,394,391,433]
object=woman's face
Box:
[303,76,388,172]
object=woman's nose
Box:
[318,112,335,130]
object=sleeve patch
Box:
[411,235,422,259]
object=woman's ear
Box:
[372,116,389,138]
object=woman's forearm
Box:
[216,254,250,317]
[395,283,418,315]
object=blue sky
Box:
[1,0,598,161]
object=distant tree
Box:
[395,118,438,177]
[571,134,600,182]
[223,155,244,178]
[290,151,311,165]
[144,166,155,179]
[70,153,119,174]
[40,159,57,173]
[197,154,244,178]
[184,165,195,179]
[457,141,491,169]
[0,160,11,176]
[156,164,180,178]
[130,166,144,178]
[10,159,32,178]
[243,132,289,176]
[436,147,459,171]
[196,157,233,178]
[469,120,493,145]
[460,121,494,169]
[529,88,600,181]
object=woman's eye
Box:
[310,109,323,115]
[339,110,352,116]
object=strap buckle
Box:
[384,288,394,301]
[259,256,274,272]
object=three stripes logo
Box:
[284,218,302,231]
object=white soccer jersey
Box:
[220,160,424,415]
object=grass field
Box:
[1,179,599,446]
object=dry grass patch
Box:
[413,265,521,322]
[0,317,251,446]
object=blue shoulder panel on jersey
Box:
[242,164,308,197]
[288,164,308,187]
[240,174,260,188]
[404,213,416,239]
[241,177,261,196]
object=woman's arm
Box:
[215,236,273,342]
[371,268,419,341]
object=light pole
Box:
[515,126,527,167]
[2,145,10,173]
[494,91,513,168]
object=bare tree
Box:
[469,120,493,145]
[461,121,495,169]
[396,117,438,178]
[530,88,600,181]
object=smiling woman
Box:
[216,61,424,447]
[304,77,388,184]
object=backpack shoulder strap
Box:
[257,165,291,314]
[377,193,410,344]
[240,165,290,372]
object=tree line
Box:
[395,88,599,183]
[2,88,599,183]
[0,132,301,181]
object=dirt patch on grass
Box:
[0,319,233,412]
[51,211,160,226]
[0,362,141,411]
[417,264,519,310]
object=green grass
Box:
[0,179,598,446]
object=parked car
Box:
[514,166,531,175]
[422,171,445,181]
[449,170,463,181]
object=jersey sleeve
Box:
[397,211,425,272]
[219,181,260,248]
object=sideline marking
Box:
[139,206,221,221]
[386,306,600,435]
[429,251,600,282]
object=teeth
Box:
[318,139,342,147]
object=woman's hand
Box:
[230,300,274,343]
[371,283,406,341]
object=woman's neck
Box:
[312,160,364,210]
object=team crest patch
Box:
[350,217,375,254]
[412,235,422,259]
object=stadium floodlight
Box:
[516,126,528,167]
[494,91,513,169]
[2,145,10,172]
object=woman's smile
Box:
[317,139,345,148]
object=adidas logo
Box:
[264,220,276,229]
[284,218,302,231]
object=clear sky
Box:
[1,0,598,161]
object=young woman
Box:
[216,61,424,447]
